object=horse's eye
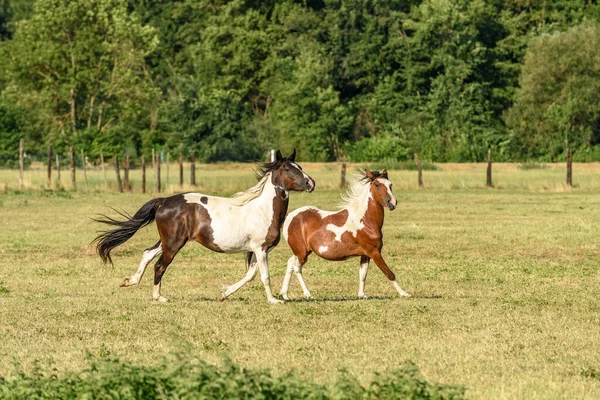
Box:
[284,167,289,171]
[375,183,380,187]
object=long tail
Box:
[92,198,163,265]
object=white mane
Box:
[230,173,272,206]
[338,174,372,213]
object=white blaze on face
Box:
[290,162,313,190]
[379,178,396,207]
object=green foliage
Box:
[506,22,600,161]
[0,357,465,400]
[2,0,600,162]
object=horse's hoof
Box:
[358,294,368,299]
[120,278,131,287]
[153,296,168,303]
[268,298,284,305]
[399,292,412,298]
[303,294,313,301]
[219,294,226,302]
[280,293,290,301]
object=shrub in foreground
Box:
[0,357,465,400]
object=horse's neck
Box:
[246,179,289,218]
[363,198,384,230]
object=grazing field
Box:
[1,163,600,399]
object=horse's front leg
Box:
[368,250,411,297]
[358,255,369,299]
[256,248,283,304]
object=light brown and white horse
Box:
[280,169,410,300]
[93,150,315,304]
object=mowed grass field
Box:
[1,162,600,399]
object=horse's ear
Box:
[289,148,296,162]
[382,169,388,179]
[275,150,283,161]
[365,170,374,180]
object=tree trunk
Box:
[123,153,130,191]
[340,163,346,189]
[56,154,61,186]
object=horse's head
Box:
[270,149,315,193]
[365,169,397,211]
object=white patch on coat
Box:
[183,174,278,253]
[318,246,328,254]
[283,206,317,242]
[325,178,372,241]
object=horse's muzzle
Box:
[388,203,396,211]
[305,178,316,192]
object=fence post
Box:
[414,153,423,188]
[47,145,52,188]
[81,149,88,187]
[141,155,146,193]
[69,146,76,191]
[190,153,196,186]
[152,148,156,171]
[270,149,275,162]
[179,153,183,188]
[166,152,169,189]
[114,155,123,193]
[55,154,61,186]
[486,149,492,187]
[100,152,108,189]
[123,153,130,191]
[340,163,346,189]
[19,138,24,190]
[156,151,161,193]
[567,148,573,187]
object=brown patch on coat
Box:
[200,196,208,205]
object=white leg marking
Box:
[279,256,296,300]
[292,258,311,300]
[358,259,369,299]
[152,282,168,302]
[392,280,411,297]
[256,250,283,304]
[123,244,162,287]
[220,263,258,300]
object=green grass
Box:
[1,164,600,399]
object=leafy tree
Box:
[3,0,159,158]
[506,21,600,161]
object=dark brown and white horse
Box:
[280,169,410,300]
[93,150,315,304]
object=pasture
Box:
[1,162,600,399]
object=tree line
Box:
[1,0,599,166]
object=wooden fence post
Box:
[141,155,146,193]
[47,145,52,188]
[179,153,183,188]
[340,163,346,189]
[100,152,108,189]
[190,153,196,186]
[156,151,161,193]
[19,138,24,190]
[69,146,76,191]
[81,148,88,187]
[486,149,492,187]
[114,155,123,193]
[152,148,156,171]
[414,153,423,188]
[166,152,169,189]
[123,153,130,191]
[55,154,61,186]
[567,148,573,187]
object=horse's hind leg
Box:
[121,241,162,287]
[280,255,312,300]
[152,238,187,302]
[219,258,258,301]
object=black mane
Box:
[361,169,385,182]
